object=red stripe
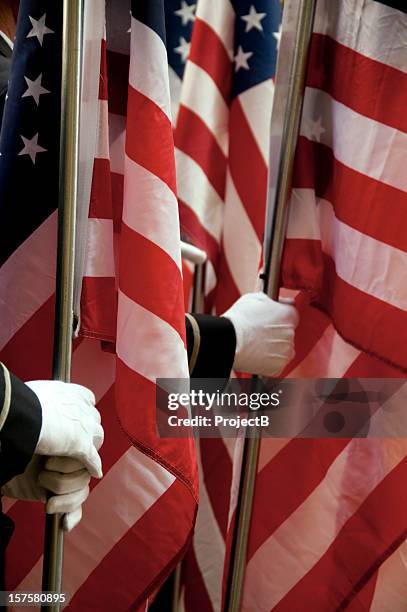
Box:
[98,39,108,101]
[308,33,407,133]
[0,296,54,381]
[89,158,113,219]
[248,439,350,559]
[179,199,220,268]
[282,241,407,372]
[273,458,407,611]
[175,106,227,199]
[188,18,232,103]
[228,99,268,241]
[345,571,378,612]
[343,351,405,378]
[126,86,176,194]
[183,546,214,612]
[119,222,186,343]
[68,480,196,611]
[214,250,241,314]
[293,137,407,252]
[80,277,117,342]
[115,358,198,493]
[106,49,129,117]
[282,298,331,376]
[200,438,233,538]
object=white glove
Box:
[26,380,104,478]
[1,456,91,531]
[222,292,299,377]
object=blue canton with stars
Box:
[165,0,195,80]
[0,0,61,266]
[165,0,281,98]
[231,0,281,98]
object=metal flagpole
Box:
[41,0,84,609]
[225,0,316,609]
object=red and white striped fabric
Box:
[3,2,197,610]
[282,0,407,372]
[174,3,280,606]
[174,0,278,312]
[177,0,407,610]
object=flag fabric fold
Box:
[0,0,197,608]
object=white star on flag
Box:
[234,46,253,72]
[18,133,47,164]
[273,23,282,50]
[305,116,326,142]
[22,74,50,106]
[27,14,54,46]
[174,1,196,26]
[174,37,191,63]
[241,5,267,32]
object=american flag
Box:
[174,0,282,313]
[170,0,407,610]
[169,1,282,609]
[247,1,407,608]
[0,0,197,609]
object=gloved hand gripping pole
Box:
[41,1,84,610]
[225,1,317,609]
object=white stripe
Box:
[175,148,224,243]
[196,0,235,59]
[287,324,361,378]
[83,218,115,277]
[314,0,407,74]
[0,213,56,351]
[130,17,171,121]
[287,190,407,312]
[238,80,274,164]
[180,61,229,155]
[108,112,126,175]
[94,99,110,160]
[205,260,218,296]
[116,290,189,381]
[169,66,182,124]
[194,443,226,611]
[370,540,407,612]
[16,446,175,596]
[301,87,407,193]
[243,437,405,611]
[75,1,106,317]
[71,338,116,402]
[123,156,182,271]
[222,172,262,295]
[227,436,244,530]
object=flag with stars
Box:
[174,0,282,314]
[172,1,407,611]
[0,0,60,269]
[172,1,282,610]
[0,1,197,609]
[243,1,407,609]
[164,0,196,121]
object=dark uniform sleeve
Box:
[185,314,236,378]
[0,364,42,487]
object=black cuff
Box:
[0,373,42,486]
[186,314,236,379]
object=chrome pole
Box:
[225,1,317,609]
[41,0,84,609]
